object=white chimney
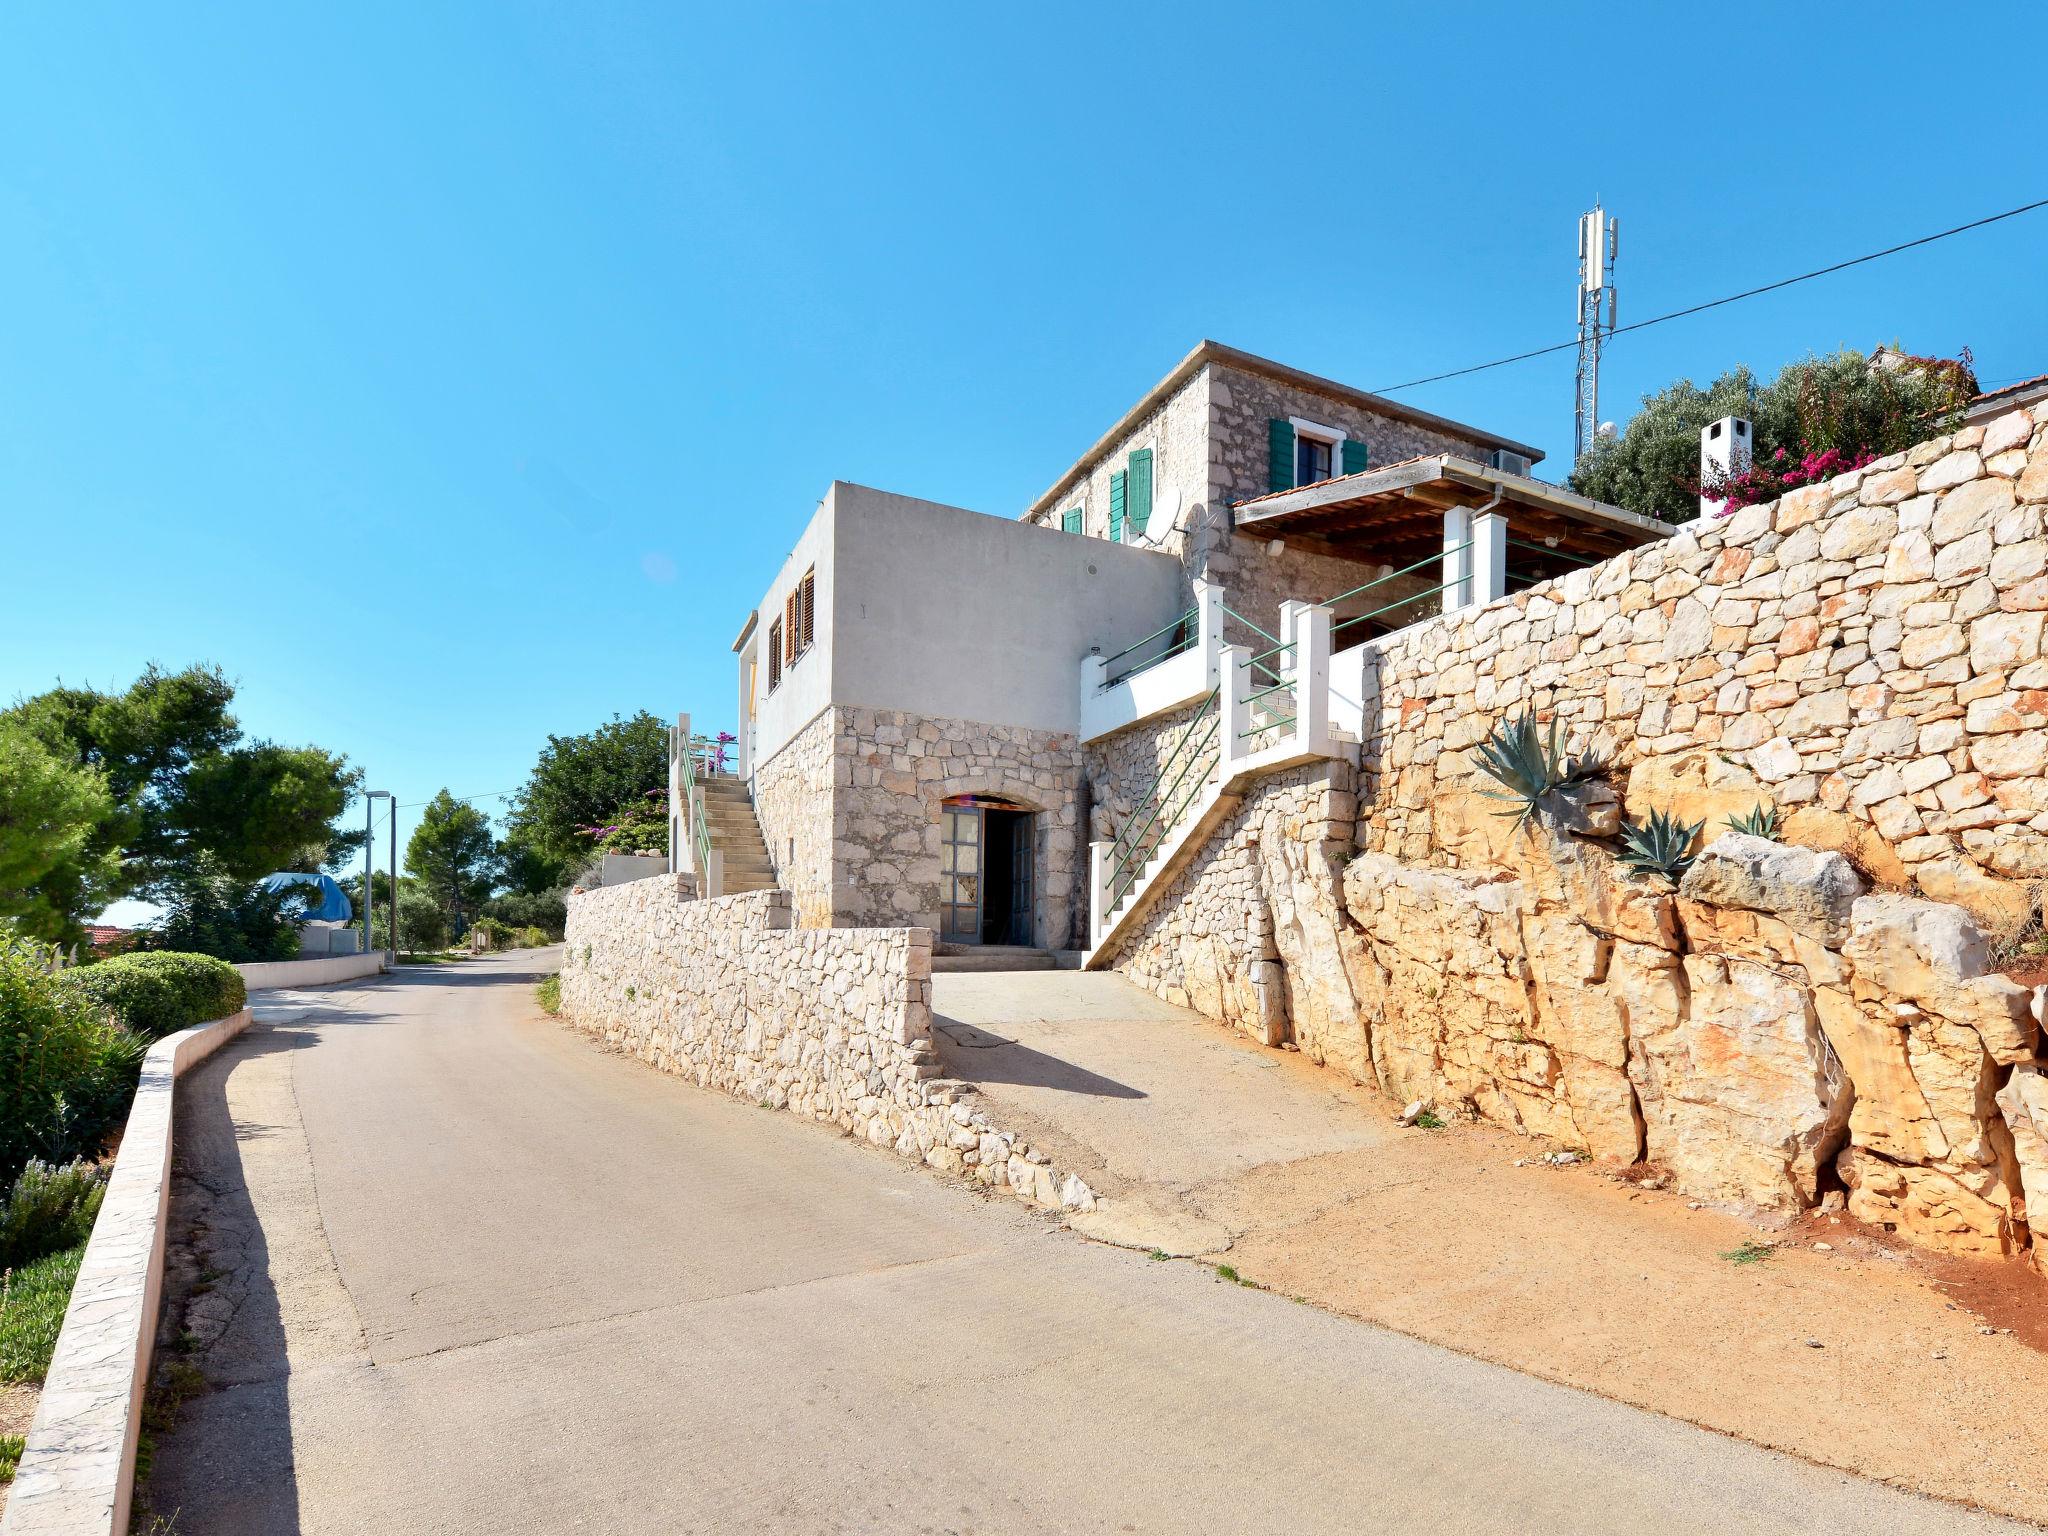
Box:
[1699,415,1752,521]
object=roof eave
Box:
[1021,341,1548,523]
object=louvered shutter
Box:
[1341,438,1369,476]
[1061,506,1082,535]
[799,570,815,651]
[1268,419,1295,493]
[1127,449,1153,536]
[768,619,783,688]
[1109,470,1127,542]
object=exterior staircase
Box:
[697,777,777,894]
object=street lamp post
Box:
[367,790,396,966]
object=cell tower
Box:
[1575,204,1618,464]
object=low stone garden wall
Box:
[560,878,1095,1210]
[2,1008,252,1536]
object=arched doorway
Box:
[940,795,1035,946]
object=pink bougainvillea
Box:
[1705,444,1879,515]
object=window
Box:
[783,568,816,666]
[1295,433,1333,487]
[1061,506,1082,534]
[767,618,784,691]
[1270,416,1360,491]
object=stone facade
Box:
[1024,354,1513,646]
[752,705,835,928]
[1360,403,2048,930]
[754,706,1094,948]
[560,880,1096,1210]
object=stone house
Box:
[681,342,1657,955]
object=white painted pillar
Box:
[1442,508,1474,613]
[1296,603,1333,755]
[1193,576,1225,690]
[1472,511,1509,607]
[706,847,725,901]
[1089,838,1114,942]
[1219,642,1253,774]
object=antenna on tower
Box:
[1575,204,1618,464]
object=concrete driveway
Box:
[139,950,2025,1534]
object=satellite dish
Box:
[1136,483,1181,545]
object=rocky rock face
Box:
[1112,740,2048,1255]
[561,879,1096,1213]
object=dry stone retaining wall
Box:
[1361,403,2048,930]
[561,878,1095,1210]
[1094,405,2048,1258]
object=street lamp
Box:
[366,790,396,966]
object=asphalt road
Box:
[141,950,2029,1535]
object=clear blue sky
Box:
[5,2,2045,898]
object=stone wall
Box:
[561,879,1096,1209]
[1104,757,1368,1071]
[1358,403,2048,931]
[752,705,835,927]
[831,706,1084,948]
[1088,405,2048,1258]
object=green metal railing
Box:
[1099,606,1199,690]
[1104,688,1221,913]
[1223,605,1293,686]
[1505,536,1602,594]
[1325,541,1473,641]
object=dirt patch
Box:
[1998,955,2048,989]
[1201,1111,2048,1524]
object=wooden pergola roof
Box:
[1233,454,1670,572]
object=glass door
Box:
[940,804,982,943]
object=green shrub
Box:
[1617,809,1706,882]
[515,926,550,949]
[0,939,124,1188]
[1725,802,1782,839]
[483,889,567,941]
[536,975,561,1015]
[0,1160,106,1272]
[60,952,245,1041]
[1473,712,1607,832]
[0,1242,86,1384]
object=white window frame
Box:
[1289,416,1347,486]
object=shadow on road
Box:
[933,1014,1146,1099]
[140,1026,310,1535]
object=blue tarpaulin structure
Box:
[261,872,353,924]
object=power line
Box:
[1373,196,2048,396]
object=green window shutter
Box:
[1109,470,1127,542]
[1061,506,1082,535]
[1268,418,1295,493]
[1127,448,1153,535]
[1341,438,1369,476]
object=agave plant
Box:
[1616,808,1706,881]
[1472,712,1608,832]
[1724,802,1782,840]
